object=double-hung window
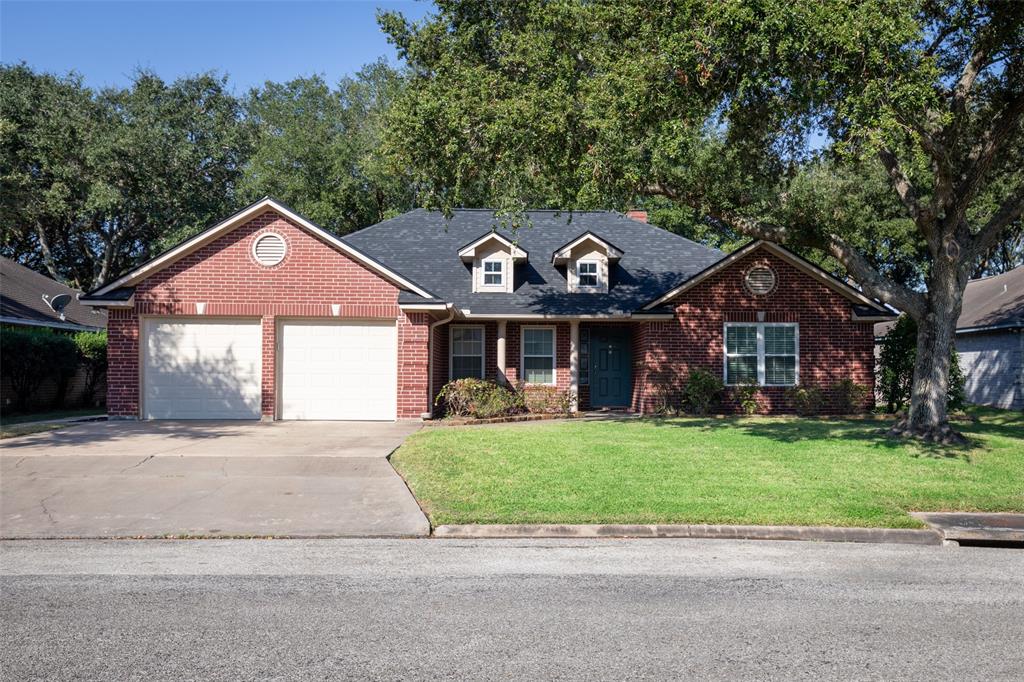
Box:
[522,327,556,385]
[577,261,598,287]
[724,323,798,386]
[482,259,504,286]
[450,326,485,380]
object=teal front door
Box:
[589,327,632,407]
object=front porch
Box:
[430,320,642,413]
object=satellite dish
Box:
[43,293,73,321]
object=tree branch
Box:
[951,41,991,117]
[646,182,926,317]
[822,234,926,318]
[876,147,936,245]
[956,91,1024,212]
[968,189,1024,261]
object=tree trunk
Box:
[890,260,968,444]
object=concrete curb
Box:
[432,524,943,545]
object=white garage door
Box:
[143,319,262,420]
[280,321,397,420]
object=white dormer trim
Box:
[458,232,528,263]
[460,232,526,293]
[551,232,623,265]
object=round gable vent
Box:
[253,232,286,266]
[744,266,776,295]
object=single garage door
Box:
[143,319,262,420]
[280,321,397,420]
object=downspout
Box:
[426,304,456,419]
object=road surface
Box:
[2,538,1022,680]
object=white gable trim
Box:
[551,232,623,264]
[457,232,528,262]
[642,241,891,312]
[87,198,435,299]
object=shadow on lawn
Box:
[644,415,984,462]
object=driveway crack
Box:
[120,454,155,474]
[39,491,59,525]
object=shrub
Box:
[681,368,724,415]
[647,367,685,415]
[786,385,825,416]
[519,383,574,415]
[435,378,523,419]
[877,314,966,413]
[73,330,107,407]
[734,379,760,415]
[832,379,869,414]
[0,327,78,411]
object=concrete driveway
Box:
[0,421,428,539]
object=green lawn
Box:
[391,408,1024,528]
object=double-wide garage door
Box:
[142,318,397,421]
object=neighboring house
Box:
[1,257,108,411]
[1,257,107,332]
[875,266,1023,411]
[80,198,894,421]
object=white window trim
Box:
[481,258,505,288]
[576,260,600,288]
[520,325,557,386]
[449,325,486,381]
[723,322,799,386]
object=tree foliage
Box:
[0,60,413,289]
[239,60,415,233]
[1,64,252,289]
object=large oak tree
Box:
[380,0,1024,441]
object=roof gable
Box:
[642,240,895,315]
[83,198,436,304]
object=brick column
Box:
[261,316,276,419]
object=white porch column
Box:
[569,319,580,413]
[496,320,507,385]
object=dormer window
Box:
[458,231,528,293]
[577,261,599,288]
[552,232,623,294]
[483,259,504,286]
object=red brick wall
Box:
[634,248,876,414]
[107,309,140,417]
[107,209,430,419]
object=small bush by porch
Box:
[391,407,1024,529]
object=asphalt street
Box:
[2,538,1022,680]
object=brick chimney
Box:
[626,209,648,223]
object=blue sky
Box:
[0,0,434,91]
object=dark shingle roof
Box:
[344,209,723,315]
[0,257,107,330]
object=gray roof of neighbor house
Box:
[0,257,107,331]
[343,209,725,316]
[874,265,1024,338]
